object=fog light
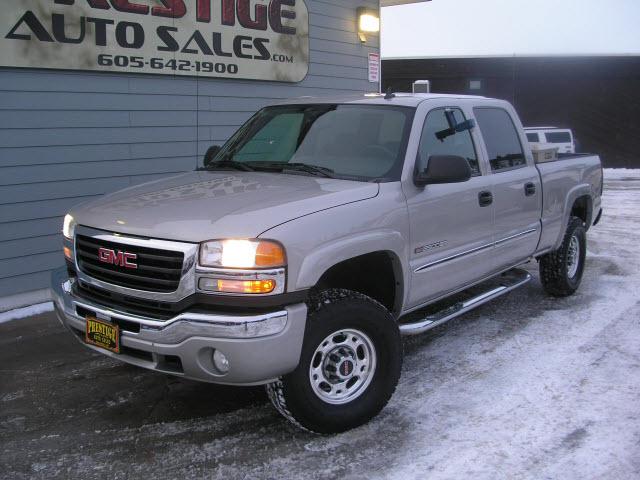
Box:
[213,350,230,374]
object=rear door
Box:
[404,106,495,308]
[474,106,542,272]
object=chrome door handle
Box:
[524,182,536,196]
[478,191,493,207]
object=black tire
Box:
[539,216,587,297]
[266,289,402,434]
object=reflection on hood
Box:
[71,170,379,242]
[101,176,262,212]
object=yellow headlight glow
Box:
[200,239,286,269]
[221,240,257,269]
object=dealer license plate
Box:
[85,316,120,354]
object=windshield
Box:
[207,104,414,182]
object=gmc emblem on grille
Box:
[98,247,138,269]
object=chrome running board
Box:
[399,268,532,336]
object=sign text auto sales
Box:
[0,0,309,81]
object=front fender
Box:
[296,230,407,290]
[258,182,411,310]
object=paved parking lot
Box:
[2,171,639,480]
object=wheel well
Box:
[315,251,402,315]
[571,195,593,227]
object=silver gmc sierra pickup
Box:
[52,93,603,433]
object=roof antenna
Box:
[384,86,395,100]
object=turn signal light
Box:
[63,246,72,260]
[217,279,275,294]
[255,241,286,267]
[199,277,276,294]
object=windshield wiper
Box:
[202,160,255,172]
[258,162,335,178]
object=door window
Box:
[526,132,539,143]
[474,108,527,172]
[418,108,480,176]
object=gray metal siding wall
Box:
[0,0,379,298]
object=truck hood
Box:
[71,171,379,243]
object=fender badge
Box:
[415,240,448,255]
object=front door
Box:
[405,107,495,309]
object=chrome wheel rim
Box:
[309,328,377,405]
[567,235,580,278]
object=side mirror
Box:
[415,155,472,186]
[203,145,221,167]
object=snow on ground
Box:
[1,171,639,479]
[0,302,53,324]
[603,167,640,180]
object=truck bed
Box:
[533,152,594,164]
[535,153,602,253]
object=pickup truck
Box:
[51,93,603,433]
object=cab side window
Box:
[418,108,480,176]
[474,108,527,172]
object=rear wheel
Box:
[539,216,587,297]
[266,289,402,433]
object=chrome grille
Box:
[75,234,184,293]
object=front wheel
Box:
[266,289,402,433]
[539,216,587,297]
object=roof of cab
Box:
[271,92,489,108]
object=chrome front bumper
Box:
[51,267,307,385]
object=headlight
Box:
[62,214,76,239]
[199,239,286,269]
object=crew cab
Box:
[51,93,603,433]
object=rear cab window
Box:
[474,108,527,172]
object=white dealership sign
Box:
[0,0,309,82]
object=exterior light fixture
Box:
[357,7,380,43]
